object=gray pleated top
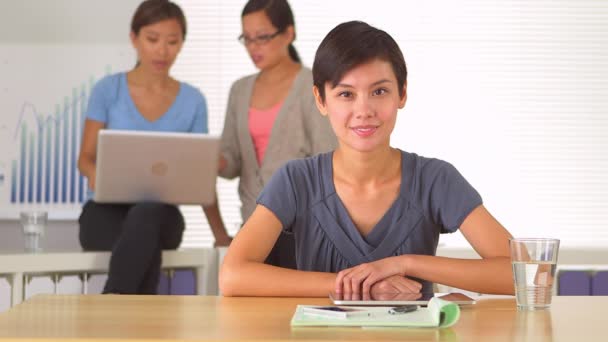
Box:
[257,150,482,292]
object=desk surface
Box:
[0,295,605,342]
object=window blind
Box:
[171,0,608,247]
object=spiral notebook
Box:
[291,297,460,328]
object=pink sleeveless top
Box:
[248,101,283,165]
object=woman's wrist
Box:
[330,273,339,293]
[398,254,413,276]
[213,234,232,247]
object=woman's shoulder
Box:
[402,150,455,176]
[400,150,466,195]
[266,152,332,206]
[296,66,313,82]
[92,72,124,91]
[230,72,258,91]
[291,66,315,101]
[402,150,450,168]
[177,81,206,103]
[279,152,331,185]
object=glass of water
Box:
[510,238,560,310]
[20,211,48,253]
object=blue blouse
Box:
[84,72,208,199]
[86,72,208,133]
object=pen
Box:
[388,305,419,315]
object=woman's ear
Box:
[313,86,328,116]
[130,31,137,46]
[398,81,408,109]
[285,25,295,44]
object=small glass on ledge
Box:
[20,211,48,253]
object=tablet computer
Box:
[329,291,476,306]
[94,130,219,205]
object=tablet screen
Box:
[329,291,476,306]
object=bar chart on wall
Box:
[0,45,133,219]
[10,84,91,206]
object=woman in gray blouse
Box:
[216,0,336,267]
[220,21,514,297]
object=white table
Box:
[0,248,218,306]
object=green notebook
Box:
[291,297,460,328]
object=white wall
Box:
[0,0,140,311]
[0,0,139,43]
[0,220,79,251]
[174,0,608,247]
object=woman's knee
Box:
[126,203,169,230]
[161,205,185,249]
[78,201,123,250]
[127,203,184,241]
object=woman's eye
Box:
[169,41,179,45]
[146,37,158,43]
[338,91,352,98]
[373,88,387,96]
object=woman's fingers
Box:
[392,277,421,293]
[370,275,423,296]
[337,266,373,294]
[397,277,422,293]
[335,268,354,293]
[336,260,410,294]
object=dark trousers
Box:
[78,201,184,294]
[264,230,297,269]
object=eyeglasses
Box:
[237,30,282,46]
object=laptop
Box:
[329,291,476,306]
[94,129,219,205]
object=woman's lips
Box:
[153,61,169,69]
[251,54,263,64]
[351,125,378,137]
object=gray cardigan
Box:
[219,67,337,221]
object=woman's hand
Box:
[370,275,422,297]
[88,171,96,191]
[218,155,227,172]
[335,256,409,294]
[214,234,233,247]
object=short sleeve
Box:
[256,164,298,232]
[428,162,482,233]
[190,91,208,134]
[85,77,111,123]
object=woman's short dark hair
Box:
[131,0,187,40]
[313,21,407,102]
[242,0,301,63]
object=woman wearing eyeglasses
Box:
[217,0,336,268]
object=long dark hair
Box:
[242,0,301,63]
[131,0,187,40]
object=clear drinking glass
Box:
[20,211,48,253]
[510,238,560,310]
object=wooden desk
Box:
[0,295,604,341]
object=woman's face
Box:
[314,59,407,153]
[130,18,184,75]
[241,10,293,70]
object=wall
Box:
[0,0,140,311]
[0,220,79,251]
[0,0,138,219]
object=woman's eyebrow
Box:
[335,79,393,88]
